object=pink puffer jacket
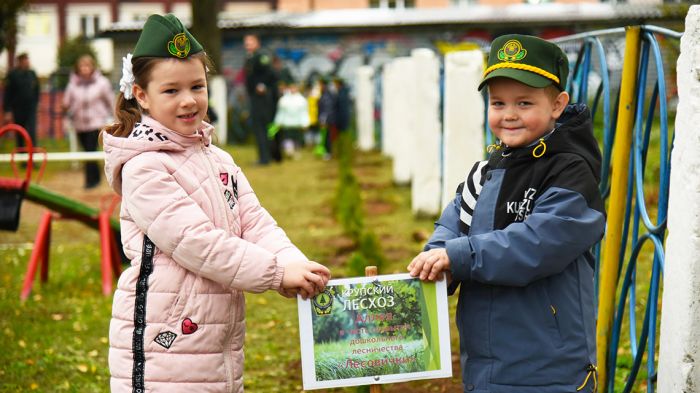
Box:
[103,116,307,392]
[63,70,115,132]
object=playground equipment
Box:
[0,123,122,300]
[0,124,36,231]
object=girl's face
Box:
[133,57,208,135]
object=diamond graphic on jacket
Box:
[154,331,177,349]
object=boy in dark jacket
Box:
[408,34,605,393]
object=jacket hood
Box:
[102,115,213,195]
[501,103,602,183]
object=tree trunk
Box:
[189,0,222,75]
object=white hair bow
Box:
[119,53,135,100]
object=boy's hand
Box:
[281,260,331,300]
[407,248,451,282]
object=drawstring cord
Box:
[488,137,548,158]
[532,138,547,158]
[487,142,502,154]
[576,364,598,392]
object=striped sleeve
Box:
[458,160,489,234]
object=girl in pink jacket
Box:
[102,14,330,393]
[62,54,114,188]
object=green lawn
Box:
[0,137,660,392]
[0,141,460,392]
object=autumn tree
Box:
[0,0,28,68]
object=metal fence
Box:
[553,25,681,393]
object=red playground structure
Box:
[0,123,122,300]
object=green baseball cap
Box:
[479,34,569,92]
[132,14,203,59]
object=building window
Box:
[80,15,100,37]
[370,0,415,9]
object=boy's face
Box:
[133,57,208,135]
[487,77,569,149]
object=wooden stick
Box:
[364,266,381,393]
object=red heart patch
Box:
[182,318,198,335]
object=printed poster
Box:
[298,273,452,390]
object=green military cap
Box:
[132,13,203,59]
[479,34,569,92]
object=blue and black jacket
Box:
[426,104,605,393]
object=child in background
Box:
[273,81,310,159]
[306,77,322,147]
[408,34,605,393]
[102,14,330,392]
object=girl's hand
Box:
[281,260,331,300]
[407,248,451,282]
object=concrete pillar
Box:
[356,65,375,151]
[658,5,700,391]
[209,75,228,145]
[410,48,442,216]
[442,50,485,209]
[384,57,415,185]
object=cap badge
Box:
[168,33,191,58]
[498,40,527,62]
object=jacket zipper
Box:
[199,143,232,231]
[198,142,237,391]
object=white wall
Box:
[658,4,700,391]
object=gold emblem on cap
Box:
[168,33,191,58]
[498,40,527,62]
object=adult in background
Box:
[62,54,114,188]
[243,34,276,165]
[3,52,40,148]
[316,77,336,159]
[333,76,351,135]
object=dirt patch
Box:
[354,154,385,168]
[365,199,394,215]
[358,181,382,190]
[326,235,356,256]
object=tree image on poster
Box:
[310,278,441,381]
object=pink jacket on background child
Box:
[103,116,307,392]
[62,70,114,132]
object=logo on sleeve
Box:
[221,173,238,210]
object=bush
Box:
[55,36,98,89]
[334,130,386,280]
